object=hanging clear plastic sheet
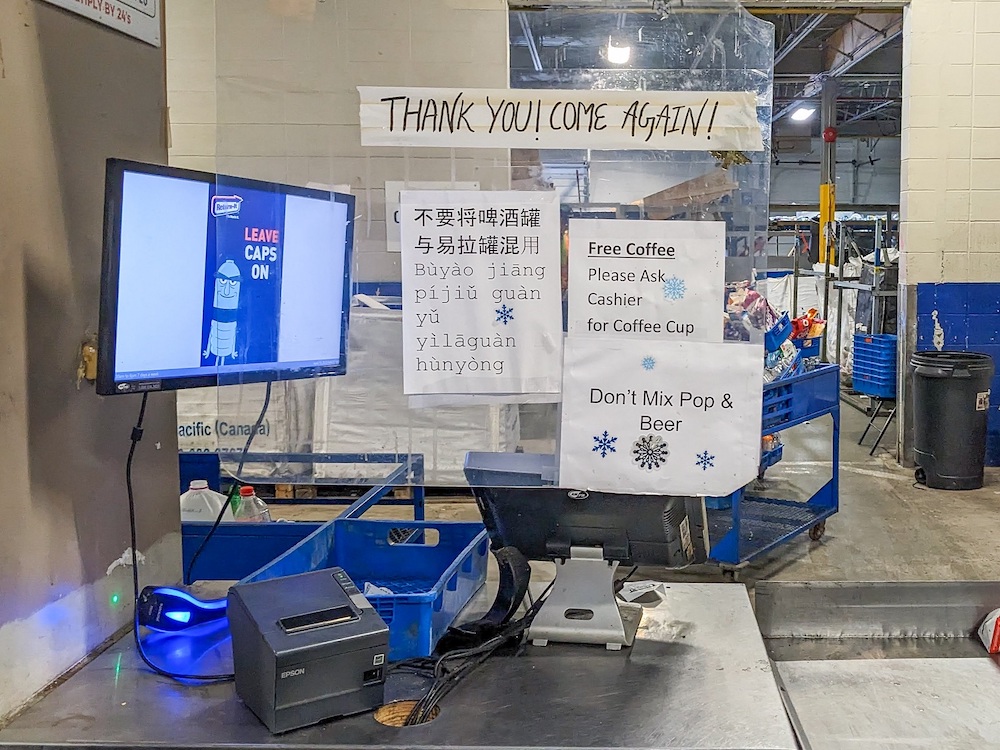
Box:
[189,0,774,495]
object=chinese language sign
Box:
[360,87,763,151]
[558,337,763,496]
[399,191,562,395]
[385,180,479,253]
[567,219,725,343]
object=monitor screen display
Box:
[97,159,354,395]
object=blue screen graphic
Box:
[201,182,286,369]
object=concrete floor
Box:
[272,401,1000,586]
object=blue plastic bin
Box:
[759,443,784,472]
[178,452,222,494]
[246,518,488,661]
[793,336,821,357]
[182,521,323,584]
[762,364,840,433]
[765,313,793,353]
[853,333,898,399]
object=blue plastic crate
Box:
[852,334,897,399]
[853,365,896,399]
[765,313,792,353]
[762,364,840,433]
[182,520,324,584]
[760,443,784,472]
[852,363,896,381]
[246,518,488,661]
[852,351,896,369]
[854,332,897,360]
[178,452,222,494]
[793,336,821,357]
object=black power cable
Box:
[126,393,232,681]
[185,380,272,584]
[127,381,272,682]
[400,581,554,726]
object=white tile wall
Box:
[969,190,1000,221]
[166,0,511,282]
[947,159,972,190]
[969,253,1000,278]
[942,252,970,282]
[969,222,1000,252]
[166,0,216,169]
[902,0,1000,283]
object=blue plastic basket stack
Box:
[853,333,898,399]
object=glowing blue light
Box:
[151,587,227,611]
[165,610,192,624]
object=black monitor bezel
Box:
[97,158,356,396]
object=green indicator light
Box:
[110,593,120,606]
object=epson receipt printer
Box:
[228,567,389,733]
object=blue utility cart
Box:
[708,364,840,571]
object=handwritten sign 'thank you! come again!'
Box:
[359,87,763,152]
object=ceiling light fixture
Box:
[791,106,817,122]
[607,34,631,65]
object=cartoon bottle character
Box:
[204,259,241,365]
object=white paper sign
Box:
[558,337,763,496]
[400,191,563,395]
[360,87,763,152]
[568,219,725,342]
[385,181,479,253]
[41,0,160,47]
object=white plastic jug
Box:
[180,480,234,522]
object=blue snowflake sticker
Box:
[641,356,656,371]
[695,451,715,471]
[663,276,686,301]
[495,304,514,325]
[592,431,617,458]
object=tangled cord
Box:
[392,582,553,726]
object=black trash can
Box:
[910,351,994,490]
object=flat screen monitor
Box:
[97,159,355,395]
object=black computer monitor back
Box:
[464,452,707,567]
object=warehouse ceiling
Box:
[509,5,903,138]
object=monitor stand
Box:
[528,546,643,651]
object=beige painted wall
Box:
[166,0,512,282]
[0,0,181,722]
[899,0,1000,285]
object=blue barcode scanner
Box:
[137,586,228,632]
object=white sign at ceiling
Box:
[359,87,763,152]
[558,337,763,496]
[41,0,160,47]
[385,181,479,253]
[567,219,725,342]
[399,190,563,395]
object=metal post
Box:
[835,224,846,368]
[792,227,800,316]
[819,79,837,363]
[819,78,838,268]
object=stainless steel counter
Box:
[757,580,1000,750]
[0,582,797,750]
[776,658,1000,749]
